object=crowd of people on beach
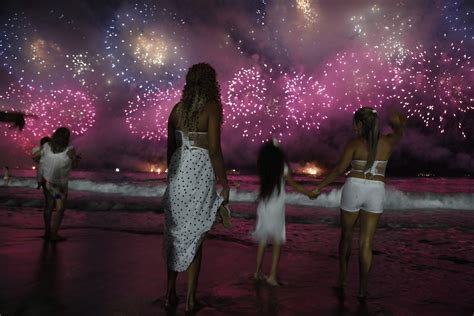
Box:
[0,62,406,313]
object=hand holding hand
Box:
[308,188,321,200]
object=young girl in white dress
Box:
[40,127,80,241]
[252,139,314,286]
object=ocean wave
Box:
[5,177,474,211]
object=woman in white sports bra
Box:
[312,107,406,300]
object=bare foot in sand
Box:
[254,272,266,281]
[266,277,281,286]
[164,293,178,308]
[185,299,204,313]
[357,292,368,302]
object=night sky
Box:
[0,0,473,176]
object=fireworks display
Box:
[0,0,472,157]
[104,2,189,88]
[225,65,289,143]
[395,41,473,136]
[125,87,181,140]
[0,85,96,150]
[318,49,402,112]
[348,2,418,65]
[440,0,474,40]
[0,11,104,91]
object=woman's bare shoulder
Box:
[203,101,221,113]
[349,137,365,147]
[379,134,394,145]
[168,102,181,123]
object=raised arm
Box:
[166,106,178,167]
[0,111,25,130]
[207,103,229,203]
[313,140,356,194]
[386,109,406,147]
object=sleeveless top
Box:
[41,143,73,185]
[350,160,388,177]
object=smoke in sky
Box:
[0,0,472,175]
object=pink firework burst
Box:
[125,87,181,141]
[283,73,334,131]
[318,49,403,113]
[2,87,96,151]
[395,41,473,137]
[224,65,292,143]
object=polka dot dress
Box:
[162,131,223,272]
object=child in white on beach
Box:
[252,139,315,286]
[32,136,53,239]
[40,127,80,241]
[3,166,10,186]
[32,136,50,189]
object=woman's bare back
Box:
[352,135,395,162]
[171,102,215,133]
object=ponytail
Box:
[354,107,379,171]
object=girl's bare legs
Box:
[42,188,53,238]
[165,268,178,307]
[254,240,266,280]
[50,198,66,241]
[358,210,381,298]
[186,244,203,311]
[338,209,360,288]
[266,240,281,286]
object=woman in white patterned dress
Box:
[162,63,230,312]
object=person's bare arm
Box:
[207,103,229,203]
[167,106,177,167]
[313,140,356,195]
[67,148,81,168]
[32,147,41,163]
[285,171,312,197]
[0,111,25,130]
[386,110,406,147]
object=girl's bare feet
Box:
[185,298,204,312]
[253,272,266,281]
[357,291,368,302]
[164,293,178,308]
[265,276,281,286]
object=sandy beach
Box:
[1,186,473,316]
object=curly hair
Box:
[353,107,379,171]
[177,63,223,132]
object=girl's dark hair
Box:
[50,127,70,153]
[178,63,223,131]
[40,136,50,146]
[353,107,379,171]
[257,141,286,200]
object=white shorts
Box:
[340,177,385,214]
